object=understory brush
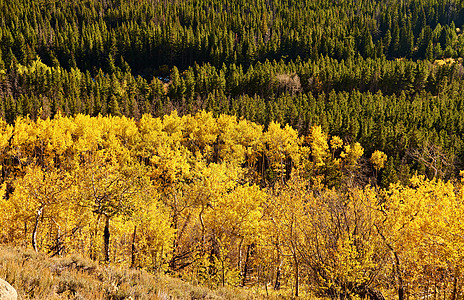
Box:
[0,246,267,299]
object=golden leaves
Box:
[6,111,463,296]
[370,150,387,171]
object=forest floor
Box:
[0,246,282,299]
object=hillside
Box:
[1,0,464,299]
[0,113,462,299]
[1,0,464,180]
[0,246,265,299]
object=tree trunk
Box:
[169,212,178,271]
[242,243,254,287]
[238,236,244,272]
[104,215,110,262]
[274,243,282,290]
[131,225,137,268]
[50,220,63,257]
[394,250,404,300]
[293,247,299,297]
[56,224,62,256]
[24,222,28,247]
[376,225,403,300]
[32,206,44,252]
[355,285,386,300]
[199,206,206,256]
[169,211,191,272]
[451,267,459,300]
[274,266,281,290]
[222,258,225,287]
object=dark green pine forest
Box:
[1,0,464,184]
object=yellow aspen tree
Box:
[370,150,388,172]
[178,163,245,284]
[235,118,265,171]
[182,111,219,161]
[35,115,76,168]
[137,114,195,273]
[204,183,266,287]
[265,176,309,297]
[306,125,329,167]
[9,116,38,168]
[370,150,387,180]
[129,190,174,272]
[5,165,74,253]
[299,185,387,299]
[216,114,247,166]
[74,152,148,263]
[72,114,106,154]
[215,114,265,171]
[264,121,301,184]
[379,176,464,299]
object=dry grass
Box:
[0,246,270,299]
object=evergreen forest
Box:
[1,0,464,299]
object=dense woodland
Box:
[1,0,464,299]
[1,0,464,180]
[0,113,463,300]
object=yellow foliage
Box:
[341,142,364,166]
[330,135,343,150]
[370,150,387,171]
[265,121,301,180]
[9,112,464,297]
[307,125,329,166]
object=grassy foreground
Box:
[0,246,271,300]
